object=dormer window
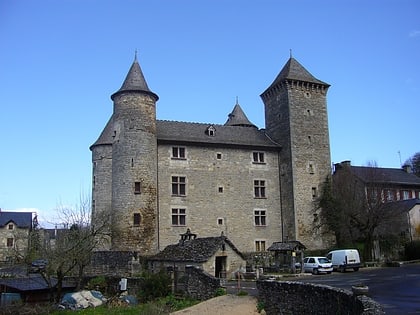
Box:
[206,125,216,137]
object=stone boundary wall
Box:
[185,265,221,301]
[86,251,140,276]
[257,280,384,315]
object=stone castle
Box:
[90,55,334,255]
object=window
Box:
[172,176,186,196]
[218,186,223,193]
[216,153,222,160]
[8,224,13,230]
[386,190,394,201]
[133,213,141,226]
[311,187,317,200]
[253,152,265,164]
[93,176,96,190]
[254,210,266,226]
[6,238,14,248]
[309,163,314,174]
[172,208,186,226]
[217,218,224,225]
[402,190,410,200]
[206,125,216,136]
[254,180,266,198]
[172,146,186,159]
[255,240,266,252]
[134,181,141,194]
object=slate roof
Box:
[150,236,244,263]
[91,118,279,150]
[224,103,257,128]
[381,198,420,214]
[0,211,32,228]
[0,274,75,291]
[262,57,329,95]
[111,57,158,101]
[267,241,306,252]
[347,166,420,186]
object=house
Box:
[0,211,33,263]
[333,161,420,256]
[148,230,246,279]
[91,55,335,255]
[333,161,420,202]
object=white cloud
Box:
[409,30,420,38]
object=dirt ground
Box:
[170,294,260,315]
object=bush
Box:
[214,288,226,296]
[405,241,420,260]
[85,276,107,292]
[138,271,171,302]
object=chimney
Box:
[402,164,412,173]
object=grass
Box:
[0,295,199,315]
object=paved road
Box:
[226,263,420,314]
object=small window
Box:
[254,210,266,226]
[309,163,314,174]
[8,224,13,230]
[255,240,266,252]
[216,153,222,160]
[311,187,317,200]
[172,208,186,226]
[172,147,186,159]
[93,176,96,190]
[6,238,14,248]
[217,218,224,225]
[218,186,223,193]
[402,190,410,200]
[253,152,265,164]
[133,213,141,226]
[172,176,186,196]
[206,125,216,136]
[134,181,141,194]
[254,180,266,198]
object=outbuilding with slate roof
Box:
[148,231,246,279]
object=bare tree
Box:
[36,192,110,302]
[319,162,406,261]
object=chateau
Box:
[90,55,334,255]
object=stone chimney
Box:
[402,164,412,173]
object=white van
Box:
[326,249,361,272]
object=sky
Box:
[1,0,419,227]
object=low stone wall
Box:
[86,251,141,276]
[257,280,384,315]
[185,265,221,301]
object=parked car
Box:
[303,256,333,274]
[326,249,361,272]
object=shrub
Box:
[85,276,107,292]
[214,287,226,296]
[405,241,420,260]
[138,271,171,302]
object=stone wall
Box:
[184,265,221,301]
[86,251,141,277]
[257,280,384,315]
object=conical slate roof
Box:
[224,102,256,128]
[111,56,158,101]
[263,57,329,94]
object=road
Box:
[226,263,420,315]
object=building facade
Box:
[90,56,334,255]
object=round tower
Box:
[260,57,334,249]
[110,55,159,254]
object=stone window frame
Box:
[217,217,224,225]
[172,146,186,160]
[134,181,141,194]
[255,240,266,252]
[254,209,267,226]
[252,151,265,164]
[133,213,141,226]
[6,238,14,248]
[171,208,186,226]
[171,176,186,196]
[8,224,14,230]
[254,179,266,198]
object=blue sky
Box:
[1,0,419,226]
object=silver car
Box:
[303,256,333,274]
